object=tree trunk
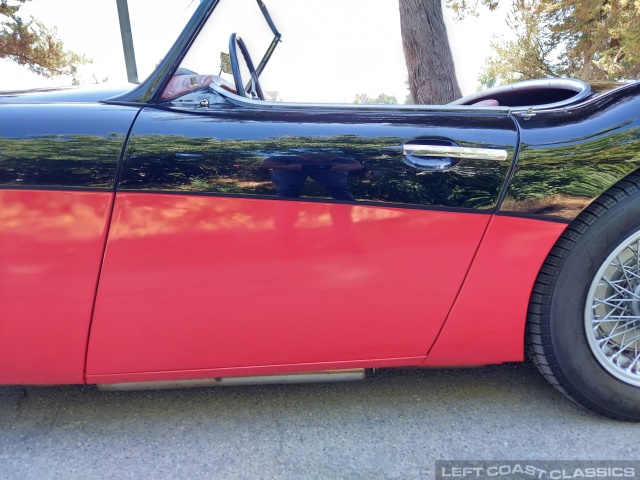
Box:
[399,0,461,104]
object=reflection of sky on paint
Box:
[0,0,509,98]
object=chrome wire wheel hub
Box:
[586,230,640,387]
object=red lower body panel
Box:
[0,190,113,384]
[423,215,568,366]
[0,188,567,385]
[87,193,490,379]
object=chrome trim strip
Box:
[403,144,509,162]
[97,369,366,391]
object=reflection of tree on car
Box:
[262,154,363,201]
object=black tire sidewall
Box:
[551,193,640,419]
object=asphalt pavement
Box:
[0,362,638,480]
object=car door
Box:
[86,99,517,381]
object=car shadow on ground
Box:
[0,361,594,422]
[2,361,638,480]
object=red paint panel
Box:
[424,215,567,366]
[88,194,490,376]
[0,190,113,384]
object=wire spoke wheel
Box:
[587,231,640,386]
[527,174,640,420]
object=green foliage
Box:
[477,72,497,90]
[476,0,640,84]
[447,0,500,20]
[353,93,399,104]
[0,0,87,78]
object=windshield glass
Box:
[129,0,200,81]
[173,0,409,104]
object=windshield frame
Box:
[105,0,219,105]
[254,0,282,79]
[105,0,281,105]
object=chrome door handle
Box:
[403,144,509,171]
[403,156,455,171]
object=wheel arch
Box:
[526,170,640,419]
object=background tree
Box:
[473,0,640,84]
[353,93,399,104]
[399,0,462,104]
[0,0,86,78]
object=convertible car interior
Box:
[163,72,594,111]
[450,78,593,108]
[157,0,596,111]
[161,72,237,100]
[163,54,593,111]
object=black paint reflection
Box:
[263,154,363,201]
[120,132,511,209]
[0,134,125,188]
[0,104,138,189]
[120,106,518,210]
[502,87,640,219]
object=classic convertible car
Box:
[2,0,640,421]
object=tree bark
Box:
[399,0,461,104]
